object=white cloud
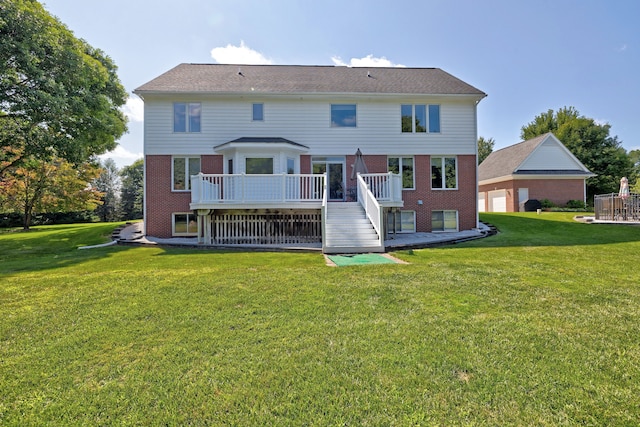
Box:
[616,44,628,52]
[122,97,144,122]
[99,145,143,168]
[331,54,405,68]
[210,40,273,64]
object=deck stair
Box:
[324,202,384,254]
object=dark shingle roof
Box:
[478,134,549,181]
[214,137,308,150]
[134,64,486,97]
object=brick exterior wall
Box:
[412,154,477,231]
[146,153,478,237]
[145,154,223,238]
[347,154,477,232]
[478,178,585,212]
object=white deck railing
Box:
[191,173,326,204]
[361,172,403,203]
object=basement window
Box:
[432,210,458,232]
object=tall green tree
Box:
[521,106,633,201]
[93,158,120,222]
[1,157,103,229]
[119,159,143,220]
[0,0,128,169]
[628,149,640,193]
[477,136,495,164]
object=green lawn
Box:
[1,213,639,425]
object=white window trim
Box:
[431,155,458,190]
[252,103,264,121]
[428,104,441,133]
[172,155,201,192]
[401,104,440,134]
[389,210,416,233]
[172,212,198,236]
[432,210,459,232]
[388,156,415,190]
[245,156,275,174]
[330,103,358,128]
[173,102,201,133]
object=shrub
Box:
[566,200,586,209]
[540,199,556,208]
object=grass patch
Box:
[1,213,640,425]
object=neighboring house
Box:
[134,64,486,253]
[478,133,595,212]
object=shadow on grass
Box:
[469,213,640,248]
[0,223,143,276]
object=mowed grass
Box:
[1,214,640,425]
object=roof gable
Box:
[134,64,486,98]
[479,133,594,183]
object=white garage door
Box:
[488,190,507,212]
[478,193,486,212]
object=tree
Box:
[477,136,495,164]
[0,0,128,170]
[521,106,633,201]
[119,159,143,220]
[1,157,103,229]
[93,158,120,222]
[628,149,640,193]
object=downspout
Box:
[474,97,484,229]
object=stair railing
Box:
[356,173,384,248]
[321,172,328,253]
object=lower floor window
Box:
[173,213,198,236]
[388,156,415,189]
[432,210,458,232]
[388,210,416,233]
[246,157,274,174]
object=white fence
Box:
[211,212,322,245]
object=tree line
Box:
[0,158,143,228]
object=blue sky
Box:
[43,0,640,168]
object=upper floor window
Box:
[173,156,201,191]
[388,156,415,189]
[252,103,264,121]
[174,102,201,132]
[401,104,440,133]
[331,104,357,127]
[428,105,440,133]
[431,156,457,189]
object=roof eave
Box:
[132,89,486,100]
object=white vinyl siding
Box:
[520,139,586,170]
[143,96,478,157]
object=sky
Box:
[42,0,640,168]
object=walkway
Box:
[115,221,495,252]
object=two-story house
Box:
[134,64,486,253]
